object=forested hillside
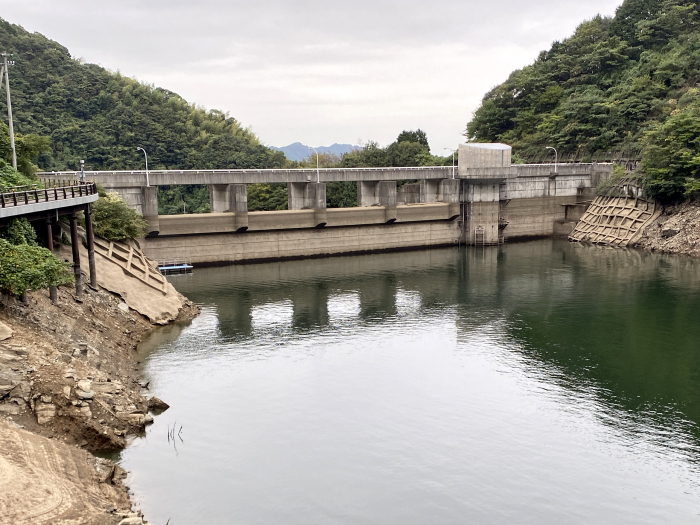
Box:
[0,18,285,174]
[0,18,449,212]
[466,0,700,200]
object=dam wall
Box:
[143,215,461,265]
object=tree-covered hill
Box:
[466,0,700,200]
[0,18,285,173]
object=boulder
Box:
[35,402,56,425]
[147,396,170,411]
[0,322,13,341]
[662,227,680,238]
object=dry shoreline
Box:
[632,202,700,257]
[0,261,198,524]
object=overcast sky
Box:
[1,0,622,153]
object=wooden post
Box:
[69,211,83,299]
[85,204,97,288]
[45,218,58,304]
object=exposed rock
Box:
[76,389,95,400]
[147,396,170,411]
[92,380,123,394]
[118,518,144,525]
[0,402,20,415]
[35,402,57,425]
[661,227,679,238]
[0,321,13,341]
[117,303,129,313]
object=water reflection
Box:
[167,241,700,447]
[126,241,700,524]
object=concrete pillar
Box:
[84,204,97,288]
[357,181,378,207]
[142,186,160,235]
[69,211,83,299]
[287,182,307,210]
[209,184,230,213]
[420,180,440,203]
[231,184,248,232]
[287,182,327,227]
[357,181,397,207]
[45,218,57,305]
[468,183,501,245]
[438,179,460,203]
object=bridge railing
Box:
[0,182,98,209]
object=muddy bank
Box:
[632,202,700,257]
[0,242,198,524]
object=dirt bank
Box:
[632,202,700,257]
[0,241,198,524]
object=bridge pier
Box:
[69,211,83,299]
[45,218,58,305]
[287,182,327,227]
[142,186,160,235]
[85,204,97,288]
[210,183,248,231]
[357,181,397,223]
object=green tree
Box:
[90,191,148,240]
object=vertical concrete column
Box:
[438,179,460,203]
[287,183,307,210]
[420,180,440,203]
[357,181,379,206]
[438,179,461,220]
[308,182,327,227]
[142,186,160,235]
[287,182,327,226]
[45,218,58,305]
[209,184,230,213]
[469,183,501,245]
[377,181,397,223]
[230,184,249,232]
[84,204,97,288]
[69,211,83,299]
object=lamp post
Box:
[444,148,456,179]
[310,147,320,183]
[546,146,558,173]
[136,146,150,186]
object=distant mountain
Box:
[272,142,360,162]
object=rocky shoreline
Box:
[632,202,700,257]
[0,262,198,524]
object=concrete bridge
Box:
[38,144,612,265]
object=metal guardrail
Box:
[37,166,453,177]
[0,182,97,209]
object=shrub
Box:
[1,218,38,246]
[0,239,73,296]
[91,192,148,241]
[0,158,37,191]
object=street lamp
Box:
[310,147,320,183]
[546,146,558,173]
[444,148,456,179]
[136,146,150,186]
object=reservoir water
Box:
[121,240,700,524]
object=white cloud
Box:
[0,0,622,152]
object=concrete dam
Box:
[39,144,612,265]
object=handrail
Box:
[0,182,97,209]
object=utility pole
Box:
[1,53,16,170]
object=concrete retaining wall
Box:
[504,196,578,240]
[143,220,461,265]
